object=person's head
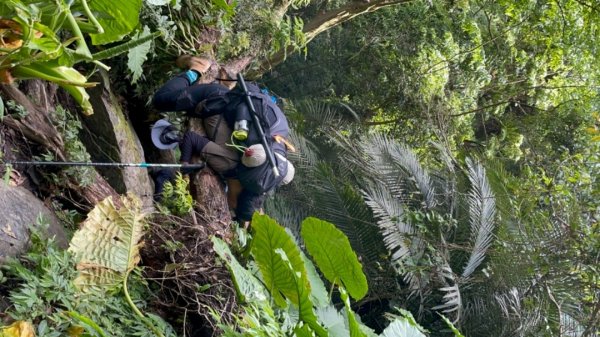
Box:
[151,119,180,150]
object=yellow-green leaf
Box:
[212,236,268,303]
[68,194,147,291]
[585,127,598,135]
[339,287,367,337]
[0,321,35,337]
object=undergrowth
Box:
[0,223,175,337]
[159,173,194,216]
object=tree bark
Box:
[0,81,120,207]
[186,119,232,225]
[250,0,411,76]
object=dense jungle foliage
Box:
[0,0,598,336]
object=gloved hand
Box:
[180,162,205,176]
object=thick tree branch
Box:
[251,0,412,76]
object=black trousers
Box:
[152,73,230,114]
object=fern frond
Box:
[493,288,544,335]
[429,141,457,174]
[361,183,429,293]
[387,143,436,209]
[462,158,497,278]
[482,159,515,223]
[494,287,523,321]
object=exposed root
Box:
[141,212,238,336]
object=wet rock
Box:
[0,184,68,263]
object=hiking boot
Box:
[176,55,212,74]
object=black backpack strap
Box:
[211,114,223,140]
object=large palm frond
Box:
[462,158,497,278]
[307,163,384,272]
[361,183,428,293]
[265,129,317,234]
[431,264,462,323]
[494,288,544,336]
[429,141,458,212]
[362,183,416,263]
[481,158,515,225]
[286,129,319,170]
[292,99,352,134]
[264,196,309,236]
[460,287,542,337]
[361,134,437,209]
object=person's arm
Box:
[235,189,266,224]
[179,132,210,175]
[180,131,210,163]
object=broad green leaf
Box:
[379,315,427,337]
[339,287,366,337]
[300,251,330,308]
[294,324,313,337]
[439,314,465,337]
[0,96,4,121]
[127,26,153,84]
[68,194,147,290]
[211,236,267,303]
[29,22,63,58]
[88,0,142,45]
[275,249,328,337]
[250,213,309,307]
[316,306,349,337]
[301,217,368,300]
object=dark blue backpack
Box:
[196,82,291,194]
[197,82,289,142]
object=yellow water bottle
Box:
[233,120,249,140]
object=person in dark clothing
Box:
[150,56,294,223]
